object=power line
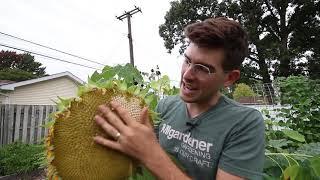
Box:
[0,31,106,66]
[0,43,99,70]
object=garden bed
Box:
[0,169,45,180]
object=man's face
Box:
[179,43,227,104]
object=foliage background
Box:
[0,50,46,82]
[159,0,320,85]
[0,142,45,176]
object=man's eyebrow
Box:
[184,53,215,71]
[184,53,191,61]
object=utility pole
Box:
[116,6,141,66]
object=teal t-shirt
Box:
[157,95,265,180]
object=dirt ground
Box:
[0,169,45,180]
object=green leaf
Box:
[145,94,158,110]
[309,156,320,176]
[129,166,156,180]
[158,75,170,86]
[138,88,150,98]
[101,66,116,80]
[268,139,291,149]
[90,70,102,82]
[77,85,86,96]
[133,86,141,95]
[43,119,55,128]
[98,80,113,89]
[87,75,99,88]
[296,143,320,156]
[282,164,319,180]
[150,80,161,91]
[127,85,137,94]
[113,64,143,85]
[283,165,299,180]
[282,129,306,143]
[168,86,180,95]
[56,97,72,111]
[262,174,279,180]
[118,81,128,91]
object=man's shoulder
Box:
[158,95,181,107]
[162,95,181,102]
[220,95,264,123]
[222,95,260,112]
[157,95,183,114]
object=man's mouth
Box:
[182,82,198,94]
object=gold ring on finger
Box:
[114,132,121,141]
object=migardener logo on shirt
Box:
[161,123,214,168]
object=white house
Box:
[0,72,84,105]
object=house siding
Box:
[0,95,8,104]
[4,77,79,105]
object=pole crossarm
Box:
[116,6,142,20]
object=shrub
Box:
[277,76,320,143]
[0,142,45,176]
[232,83,255,101]
[262,76,320,178]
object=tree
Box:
[0,50,46,81]
[308,51,320,80]
[159,0,320,83]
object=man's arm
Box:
[93,102,191,180]
[216,168,244,180]
[139,143,191,180]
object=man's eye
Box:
[195,65,210,73]
[184,59,191,65]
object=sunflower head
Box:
[46,87,149,180]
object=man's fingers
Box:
[98,104,127,132]
[140,107,153,129]
[94,115,120,140]
[93,136,122,151]
[110,101,134,126]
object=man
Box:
[93,17,265,180]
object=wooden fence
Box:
[0,103,284,147]
[0,104,57,147]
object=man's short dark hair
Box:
[185,17,248,71]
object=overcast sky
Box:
[0,0,182,85]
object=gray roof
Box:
[0,71,84,90]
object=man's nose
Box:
[183,65,196,80]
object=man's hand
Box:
[93,101,191,180]
[93,101,158,163]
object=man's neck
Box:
[186,92,222,119]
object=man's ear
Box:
[223,70,240,87]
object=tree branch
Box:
[247,56,259,63]
[252,76,263,81]
[262,24,281,41]
[263,0,281,35]
[264,0,278,22]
